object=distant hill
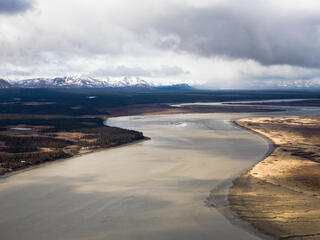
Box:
[10,76,193,90]
[0,79,11,88]
[155,84,193,90]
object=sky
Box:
[1,0,320,88]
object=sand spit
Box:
[229,117,320,240]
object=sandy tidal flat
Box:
[229,117,320,240]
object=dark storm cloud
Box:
[0,0,33,14]
[152,2,320,68]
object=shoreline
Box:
[0,102,284,178]
[3,111,319,239]
[0,108,294,240]
[0,111,281,239]
[231,119,276,156]
[228,117,320,240]
[0,136,150,180]
[0,114,146,177]
[206,119,276,240]
[4,109,318,239]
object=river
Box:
[0,106,317,240]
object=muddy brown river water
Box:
[0,112,302,240]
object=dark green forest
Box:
[1,88,320,115]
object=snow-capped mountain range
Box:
[14,76,113,88]
[3,75,192,89]
[0,79,11,88]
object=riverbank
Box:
[229,117,320,240]
[0,113,273,240]
[0,115,145,175]
[0,101,282,176]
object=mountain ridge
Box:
[1,76,193,90]
[0,79,12,88]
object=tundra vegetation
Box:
[0,116,144,175]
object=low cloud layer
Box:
[92,65,188,78]
[0,0,33,14]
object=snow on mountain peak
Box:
[10,75,192,89]
[13,76,156,88]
